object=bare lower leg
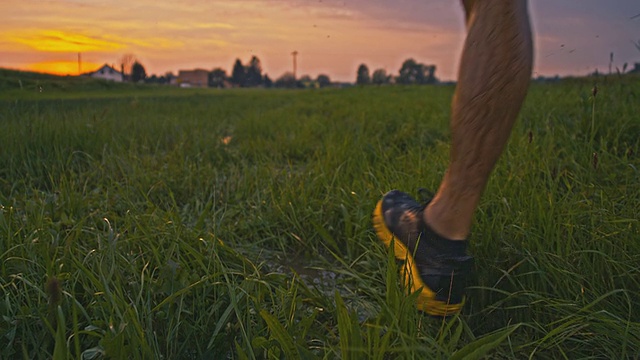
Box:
[425,0,533,240]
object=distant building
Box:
[85,64,123,82]
[177,69,209,87]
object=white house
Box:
[87,64,123,82]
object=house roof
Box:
[84,63,122,76]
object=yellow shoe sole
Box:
[373,199,464,317]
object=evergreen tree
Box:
[231,59,246,87]
[245,56,263,87]
[131,61,146,82]
[356,64,371,85]
[263,74,273,88]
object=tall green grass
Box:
[0,76,638,358]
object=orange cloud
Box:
[26,60,102,76]
[8,30,124,52]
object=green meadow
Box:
[1,71,639,359]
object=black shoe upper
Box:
[380,190,474,304]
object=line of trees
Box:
[138,55,334,89]
[357,58,438,85]
[117,53,439,88]
[209,56,334,89]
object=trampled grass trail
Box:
[1,76,639,359]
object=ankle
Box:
[424,203,471,241]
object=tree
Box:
[274,72,297,88]
[397,58,419,84]
[297,75,314,88]
[145,74,158,84]
[372,69,391,85]
[231,59,246,87]
[356,64,371,85]
[263,74,273,88]
[245,56,263,87]
[316,74,331,88]
[396,58,437,85]
[209,68,227,88]
[120,53,136,77]
[424,65,437,84]
[131,61,146,82]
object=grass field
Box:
[1,71,639,359]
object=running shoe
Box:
[373,190,473,316]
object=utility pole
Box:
[291,50,298,80]
[78,53,82,75]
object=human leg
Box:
[373,0,533,316]
[425,0,534,240]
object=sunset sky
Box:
[1,0,639,82]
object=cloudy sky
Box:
[1,0,639,81]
